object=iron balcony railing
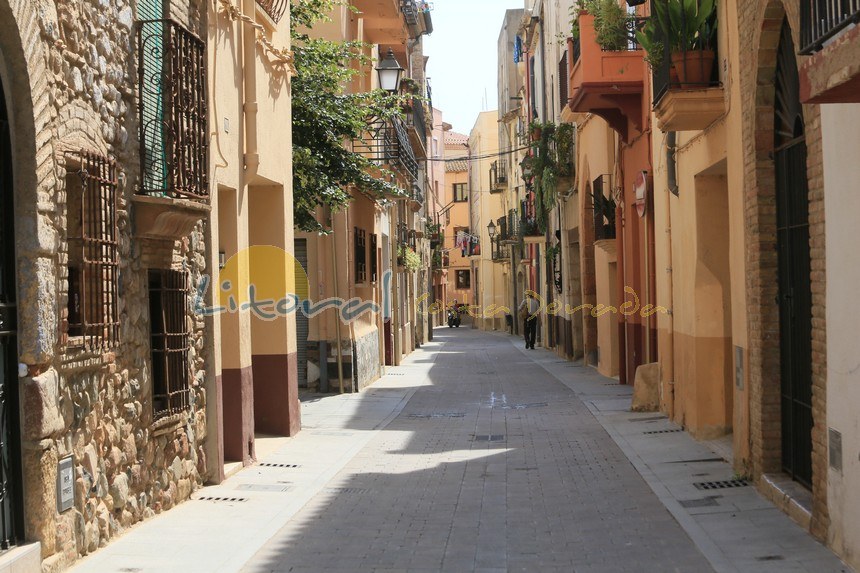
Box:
[410,96,428,147]
[491,236,510,262]
[572,35,582,64]
[353,116,419,182]
[256,0,288,23]
[137,19,209,200]
[592,174,616,241]
[520,199,541,237]
[503,209,519,242]
[490,159,508,192]
[800,0,860,53]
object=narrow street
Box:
[72,328,847,573]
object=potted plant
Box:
[653,0,717,88]
[635,16,664,71]
[529,121,544,142]
[592,0,631,51]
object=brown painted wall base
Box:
[252,353,301,437]
[222,366,254,464]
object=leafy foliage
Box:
[650,0,717,53]
[291,0,408,233]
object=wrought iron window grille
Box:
[370,233,378,283]
[137,19,209,201]
[65,151,120,351]
[354,227,367,284]
[149,269,191,420]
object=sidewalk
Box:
[520,334,850,573]
[69,344,439,573]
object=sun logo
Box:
[218,245,310,312]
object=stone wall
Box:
[2,0,211,570]
[354,327,381,391]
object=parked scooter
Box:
[447,305,462,328]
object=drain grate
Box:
[630,415,669,423]
[407,412,466,419]
[643,429,684,435]
[679,496,721,508]
[693,479,749,491]
[323,487,371,494]
[259,462,300,468]
[500,402,548,410]
[236,484,292,492]
[198,496,248,503]
[473,434,506,442]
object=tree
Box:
[291,0,408,232]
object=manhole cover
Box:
[197,496,249,503]
[236,484,292,492]
[679,496,721,508]
[259,462,300,468]
[643,429,684,435]
[693,479,749,491]
[407,412,466,419]
[473,434,505,442]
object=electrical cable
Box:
[427,144,533,162]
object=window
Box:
[456,270,471,290]
[354,227,367,283]
[453,183,467,202]
[66,152,119,350]
[149,269,191,420]
[370,233,378,283]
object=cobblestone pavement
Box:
[244,328,714,572]
[72,327,849,573]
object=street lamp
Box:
[376,48,404,93]
[487,220,497,239]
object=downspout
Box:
[390,208,401,365]
[241,0,259,177]
[331,225,345,394]
[665,131,678,415]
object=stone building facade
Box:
[0,0,213,569]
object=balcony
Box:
[353,116,419,185]
[135,19,209,244]
[491,236,510,263]
[649,6,724,131]
[799,0,860,103]
[520,199,543,243]
[401,0,434,37]
[567,14,645,142]
[352,0,409,43]
[490,159,508,193]
[256,0,288,23]
[501,209,519,244]
[406,96,428,159]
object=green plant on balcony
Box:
[647,0,718,86]
[635,17,664,70]
[555,123,575,177]
[398,245,421,272]
[571,0,634,50]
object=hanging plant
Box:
[555,123,575,177]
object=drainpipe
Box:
[664,132,678,416]
[390,208,401,366]
[241,0,259,177]
[331,224,345,394]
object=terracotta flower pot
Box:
[671,49,715,89]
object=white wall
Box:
[822,103,860,568]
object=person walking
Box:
[518,291,539,349]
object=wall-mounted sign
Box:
[57,455,75,513]
[634,171,649,218]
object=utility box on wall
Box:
[56,455,74,513]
